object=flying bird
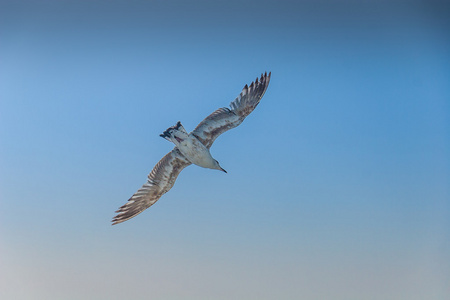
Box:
[112,72,271,225]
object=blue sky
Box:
[0,1,449,299]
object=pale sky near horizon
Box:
[1,1,449,299]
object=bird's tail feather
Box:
[159,121,187,141]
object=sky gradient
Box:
[1,1,449,299]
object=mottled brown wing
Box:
[192,72,271,148]
[112,148,191,225]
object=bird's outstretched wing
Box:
[192,72,271,148]
[112,148,191,225]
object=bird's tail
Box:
[159,121,187,141]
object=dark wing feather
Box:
[112,148,191,225]
[191,72,271,148]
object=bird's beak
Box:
[220,167,227,173]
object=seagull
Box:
[112,72,271,225]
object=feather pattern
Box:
[112,148,191,225]
[112,72,271,224]
[192,72,271,148]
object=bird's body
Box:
[160,121,222,171]
[176,135,216,169]
[112,72,271,225]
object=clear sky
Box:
[0,1,449,299]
